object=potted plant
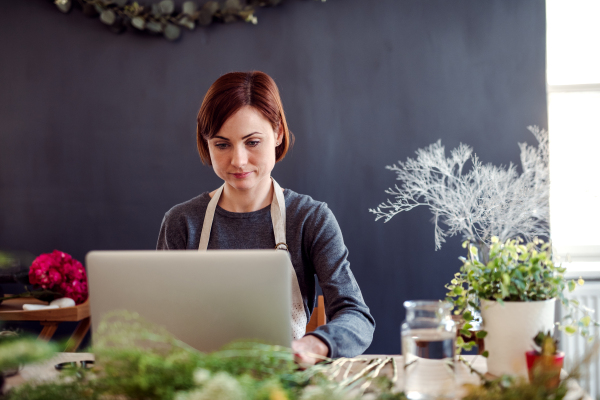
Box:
[526,331,565,388]
[370,127,550,328]
[445,236,594,378]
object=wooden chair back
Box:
[305,295,326,333]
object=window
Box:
[546,0,600,277]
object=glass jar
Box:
[401,300,456,400]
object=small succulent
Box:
[533,331,558,356]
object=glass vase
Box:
[401,300,456,400]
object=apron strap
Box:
[198,184,224,251]
[271,178,288,250]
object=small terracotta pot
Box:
[525,350,565,388]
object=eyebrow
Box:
[213,132,262,141]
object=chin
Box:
[227,178,256,191]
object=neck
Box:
[219,176,273,213]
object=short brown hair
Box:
[196,71,294,165]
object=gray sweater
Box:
[157,189,375,358]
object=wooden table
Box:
[4,353,591,399]
[0,297,90,351]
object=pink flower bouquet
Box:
[28,250,88,304]
[0,250,88,305]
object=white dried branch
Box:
[369,126,550,250]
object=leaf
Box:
[475,331,487,339]
[463,341,475,351]
[182,1,197,15]
[100,10,116,25]
[456,336,464,346]
[462,323,473,330]
[581,315,591,327]
[568,280,576,292]
[482,350,489,358]
[146,21,163,33]
[131,16,145,30]
[501,273,510,287]
[179,16,195,30]
[159,0,175,15]
[564,325,577,335]
[164,24,181,40]
[460,329,472,338]
[55,0,72,13]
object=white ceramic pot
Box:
[480,298,556,378]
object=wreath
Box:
[53,0,325,41]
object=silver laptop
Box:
[86,250,292,352]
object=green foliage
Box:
[462,374,568,400]
[447,237,566,307]
[0,333,57,372]
[197,341,297,379]
[52,0,326,41]
[92,347,202,399]
[7,380,97,400]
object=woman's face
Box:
[208,106,283,193]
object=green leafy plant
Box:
[445,237,597,355]
[51,0,326,41]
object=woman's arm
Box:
[302,203,376,359]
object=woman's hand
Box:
[292,335,329,369]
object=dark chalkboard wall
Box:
[0,0,547,353]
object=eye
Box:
[246,140,260,147]
[214,143,229,150]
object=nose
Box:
[231,144,248,169]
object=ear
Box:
[275,122,284,146]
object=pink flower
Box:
[29,250,88,304]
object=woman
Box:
[157,71,374,365]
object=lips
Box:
[232,172,252,179]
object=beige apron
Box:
[198,178,307,340]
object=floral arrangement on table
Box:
[0,250,88,305]
[4,311,585,400]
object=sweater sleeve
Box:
[156,209,189,250]
[303,203,375,358]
